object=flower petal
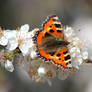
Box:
[20,24,29,32]
[4,30,16,39]
[37,67,46,76]
[5,60,14,72]
[19,43,29,56]
[19,39,34,56]
[7,38,18,51]
[0,36,8,46]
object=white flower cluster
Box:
[1,24,35,55]
[64,26,88,69]
[0,24,37,72]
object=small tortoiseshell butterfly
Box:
[33,15,73,71]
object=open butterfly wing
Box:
[42,15,63,38]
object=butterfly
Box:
[32,15,73,71]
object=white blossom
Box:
[0,36,8,46]
[82,51,88,60]
[4,30,16,39]
[7,38,18,51]
[5,60,14,72]
[6,24,35,56]
[37,67,46,76]
[64,27,75,38]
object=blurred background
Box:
[0,0,92,92]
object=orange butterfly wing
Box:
[52,47,72,69]
[42,15,63,38]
